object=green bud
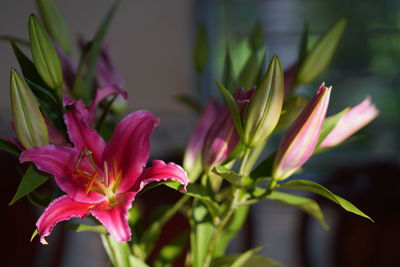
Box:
[36,0,72,54]
[10,69,49,149]
[244,56,284,147]
[29,14,63,89]
[296,18,347,84]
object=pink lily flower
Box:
[201,88,254,168]
[20,103,188,244]
[273,84,332,180]
[319,97,379,148]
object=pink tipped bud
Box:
[272,84,332,180]
[319,97,378,148]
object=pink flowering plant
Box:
[2,1,379,267]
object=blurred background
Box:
[1,0,399,266]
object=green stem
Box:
[202,148,251,267]
[95,95,117,131]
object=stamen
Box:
[73,147,87,178]
[103,161,109,187]
[75,169,92,178]
[85,171,99,194]
[85,150,97,171]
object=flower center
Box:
[73,147,122,204]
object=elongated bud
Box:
[319,97,378,148]
[272,84,332,180]
[201,88,253,169]
[29,14,63,89]
[244,56,284,147]
[10,69,49,149]
[37,0,72,54]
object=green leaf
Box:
[0,139,20,156]
[10,69,49,149]
[281,179,373,221]
[29,14,63,89]
[73,2,118,102]
[249,20,264,52]
[193,23,209,73]
[296,18,347,84]
[268,191,328,229]
[215,80,245,140]
[0,35,29,46]
[129,255,150,267]
[223,45,236,92]
[27,190,52,207]
[9,165,49,205]
[212,247,281,267]
[212,165,243,186]
[36,0,72,54]
[191,201,215,267]
[176,94,203,114]
[153,232,188,267]
[316,107,349,147]
[68,224,107,234]
[298,23,309,63]
[236,51,259,91]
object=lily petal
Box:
[90,192,136,242]
[135,160,189,193]
[20,145,106,203]
[89,84,128,115]
[64,98,106,165]
[36,195,93,244]
[103,110,160,192]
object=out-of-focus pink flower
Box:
[20,105,188,244]
[272,84,332,180]
[201,88,254,168]
[319,97,378,148]
[183,100,220,171]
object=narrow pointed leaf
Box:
[29,14,63,89]
[298,23,309,62]
[215,81,244,140]
[193,23,209,73]
[212,247,281,267]
[281,179,372,221]
[223,45,235,92]
[0,139,21,156]
[9,165,49,205]
[212,165,243,186]
[249,20,264,51]
[268,191,328,229]
[37,0,72,54]
[296,18,347,84]
[0,35,29,46]
[73,2,118,102]
[317,107,349,147]
[10,69,49,149]
[236,51,259,90]
[68,224,107,234]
